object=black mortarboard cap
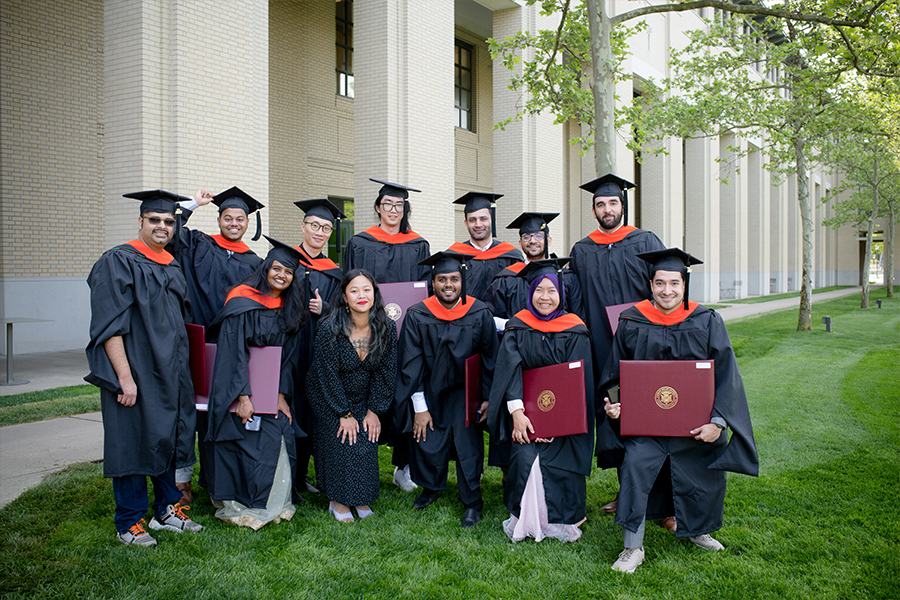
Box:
[636,247,703,310]
[506,212,558,235]
[123,189,186,215]
[263,235,309,272]
[580,174,636,226]
[419,250,470,304]
[369,178,421,200]
[454,192,504,237]
[213,186,265,241]
[294,198,346,224]
[516,257,570,283]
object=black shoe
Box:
[460,508,482,528]
[413,489,442,510]
[291,490,308,505]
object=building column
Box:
[105,0,270,253]
[491,5,566,248]
[747,146,769,296]
[684,137,720,303]
[353,0,456,250]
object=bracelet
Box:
[342,412,353,420]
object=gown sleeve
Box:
[394,311,426,433]
[487,329,524,443]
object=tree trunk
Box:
[887,199,895,298]
[586,0,616,176]
[861,158,879,308]
[796,134,813,330]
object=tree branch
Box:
[834,25,900,78]
[610,0,888,29]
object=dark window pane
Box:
[337,21,345,44]
[346,50,352,72]
[461,47,471,69]
[461,69,471,89]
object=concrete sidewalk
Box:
[0,286,863,509]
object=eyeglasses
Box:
[520,232,545,242]
[143,216,176,227]
[380,201,405,213]
[303,220,333,234]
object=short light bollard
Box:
[822,315,831,333]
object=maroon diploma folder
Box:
[522,360,587,440]
[186,323,209,396]
[619,360,715,437]
[194,344,282,415]
[464,354,482,427]
[379,281,429,337]
[605,302,637,336]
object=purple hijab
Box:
[526,273,566,321]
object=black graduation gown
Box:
[485,263,582,320]
[84,241,196,478]
[343,226,431,283]
[290,247,343,482]
[203,289,302,509]
[170,212,262,327]
[569,226,664,468]
[394,296,499,493]
[598,300,759,537]
[305,319,398,507]
[488,311,596,524]
[447,241,524,301]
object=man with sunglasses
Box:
[85,190,203,547]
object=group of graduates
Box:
[85,174,757,574]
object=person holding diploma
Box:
[305,269,398,523]
[204,237,307,530]
[488,258,595,543]
[599,248,758,573]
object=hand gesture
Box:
[309,288,323,315]
[690,423,722,443]
[362,410,381,443]
[511,409,534,444]
[236,395,254,424]
[413,410,434,443]
[337,414,358,445]
[276,393,292,424]
[603,397,620,420]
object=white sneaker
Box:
[392,465,417,493]
[689,534,724,551]
[149,503,203,533]
[611,547,644,573]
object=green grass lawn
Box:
[0,385,99,426]
[1,293,897,599]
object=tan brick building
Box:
[2,0,895,353]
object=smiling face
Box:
[138,211,176,250]
[217,207,249,242]
[433,271,462,308]
[651,270,685,314]
[301,214,334,253]
[531,276,560,316]
[266,260,294,298]
[520,231,549,260]
[592,195,624,232]
[465,208,492,243]
[343,274,375,316]
[375,194,405,229]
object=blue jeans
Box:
[112,469,181,533]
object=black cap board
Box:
[580,174,635,226]
[294,199,346,224]
[369,178,421,200]
[636,247,703,311]
[123,189,187,215]
[213,186,264,241]
[516,257,571,283]
[419,250,470,304]
[263,235,309,272]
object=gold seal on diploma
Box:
[537,390,556,412]
[385,303,402,321]
[655,386,678,409]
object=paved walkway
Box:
[0,286,863,508]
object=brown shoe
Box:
[601,499,617,514]
[176,481,193,505]
[660,516,677,532]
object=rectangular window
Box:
[336,0,354,98]
[455,40,473,131]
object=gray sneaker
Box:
[116,519,158,547]
[149,503,203,533]
[689,534,724,551]
[611,547,644,573]
[393,465,418,493]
